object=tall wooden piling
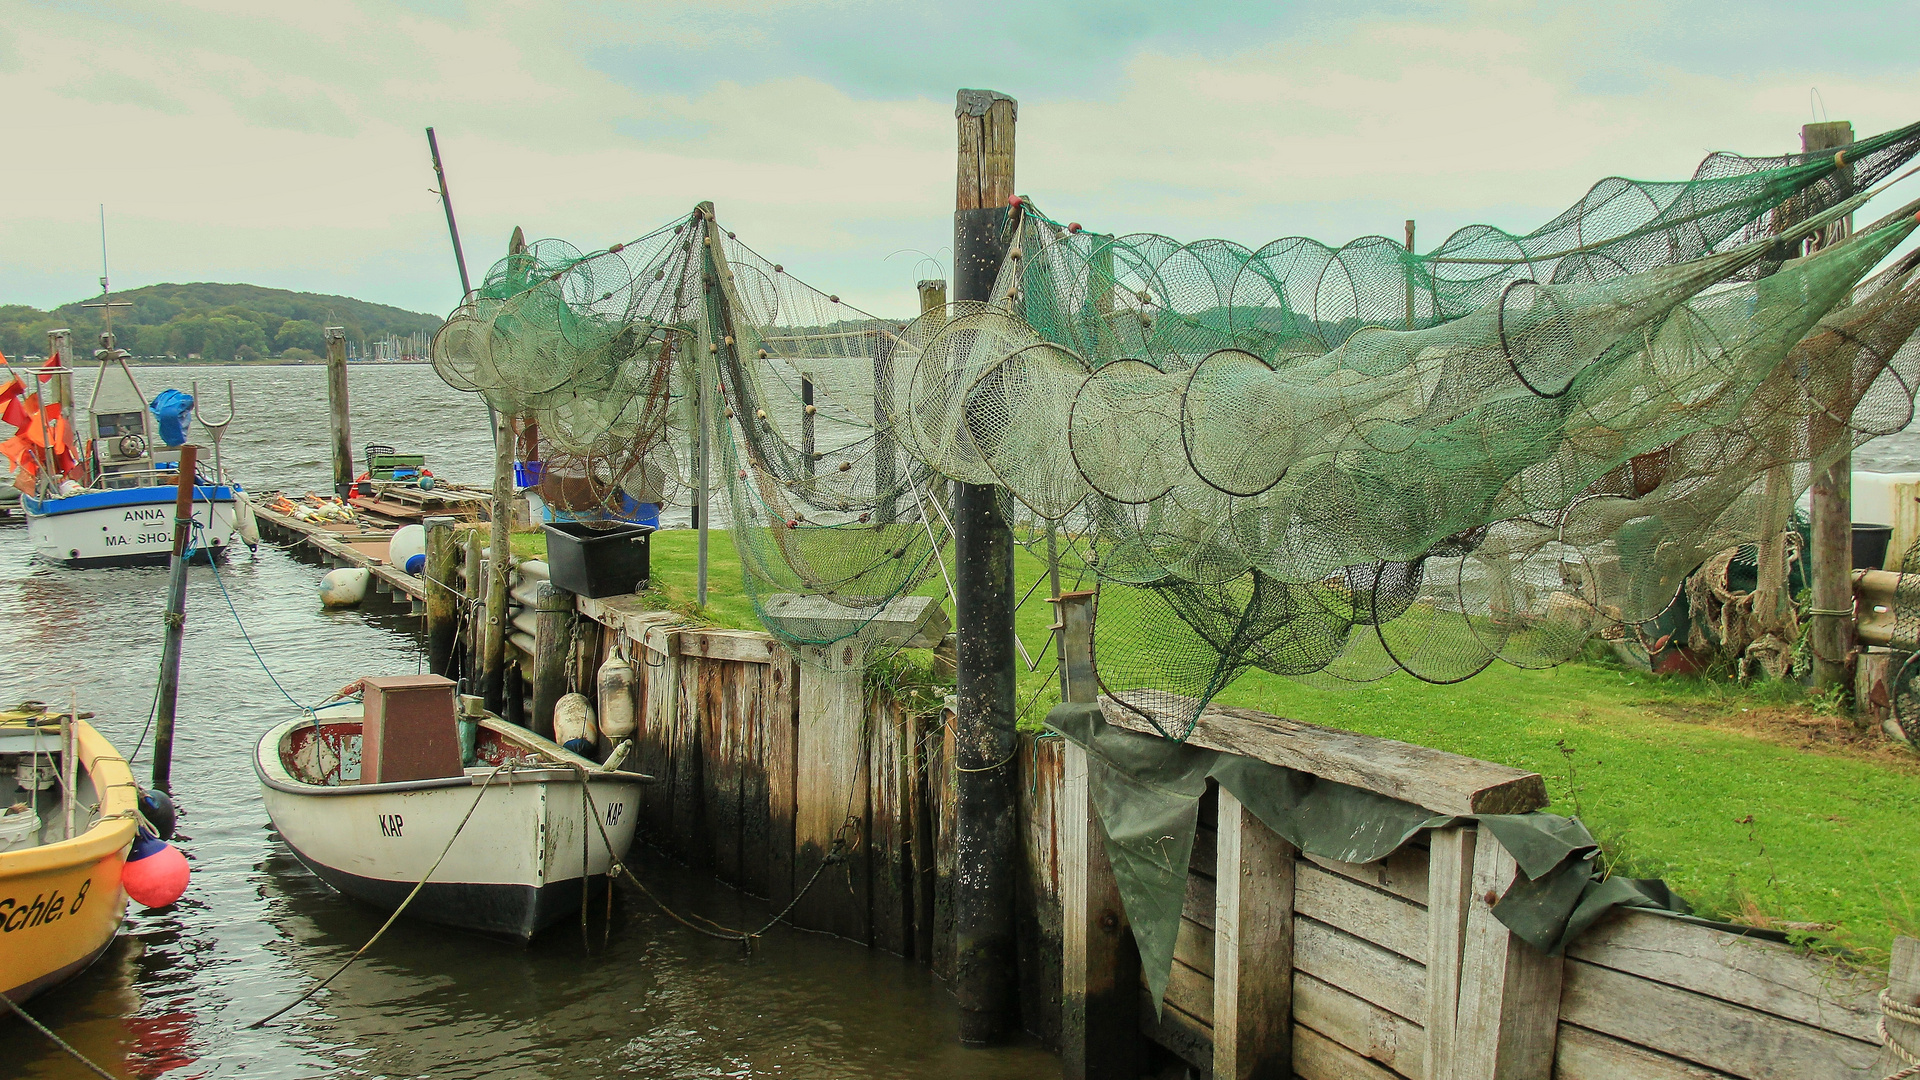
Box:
[532,582,572,739]
[951,86,1021,1046]
[152,444,200,794]
[323,327,353,499]
[1804,120,1857,694]
[480,232,525,713]
[464,526,484,686]
[424,515,459,677]
[1055,589,1140,1077]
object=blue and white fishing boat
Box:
[20,329,254,568]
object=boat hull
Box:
[0,720,136,1003]
[23,485,241,568]
[256,715,644,942]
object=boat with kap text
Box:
[16,331,254,568]
[0,704,137,1004]
[255,681,647,941]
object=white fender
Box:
[597,654,636,740]
[554,692,598,754]
[318,566,371,608]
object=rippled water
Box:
[5,364,1052,1079]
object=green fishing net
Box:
[430,123,1920,717]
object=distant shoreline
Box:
[12,357,435,367]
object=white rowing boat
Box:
[255,709,645,941]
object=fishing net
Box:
[432,122,1920,723]
[885,184,1920,730]
[433,222,701,523]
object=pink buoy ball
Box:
[124,834,190,909]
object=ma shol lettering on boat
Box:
[3,330,252,569]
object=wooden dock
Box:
[250,482,492,601]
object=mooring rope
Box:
[0,986,119,1080]
[249,761,512,1028]
[576,769,857,951]
[1884,987,1920,1080]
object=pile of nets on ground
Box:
[433,123,1920,731]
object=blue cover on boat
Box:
[150,390,194,447]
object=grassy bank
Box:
[526,526,1920,958]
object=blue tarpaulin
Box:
[150,390,194,447]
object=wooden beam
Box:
[1426,826,1477,1080]
[1451,832,1563,1080]
[1102,692,1546,816]
[1213,787,1296,1079]
[1062,739,1142,1079]
[1803,119,1857,694]
[792,640,870,940]
[1872,937,1918,1077]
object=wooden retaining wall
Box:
[555,594,1896,1079]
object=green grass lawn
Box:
[527,526,1920,959]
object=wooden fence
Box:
[555,594,1901,1079]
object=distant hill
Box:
[0,282,444,363]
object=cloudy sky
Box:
[3,0,1918,319]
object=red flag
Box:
[0,376,26,431]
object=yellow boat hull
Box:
[0,719,136,1003]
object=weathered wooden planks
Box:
[792,640,871,941]
[1295,915,1429,1025]
[1100,691,1546,816]
[1568,909,1882,1042]
[1294,972,1425,1079]
[1295,860,1428,965]
[1558,959,1883,1079]
[1063,739,1142,1079]
[1213,789,1295,1079]
[1294,1023,1411,1080]
[1453,834,1563,1080]
[1553,1023,1741,1080]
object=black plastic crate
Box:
[541,521,652,598]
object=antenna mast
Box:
[81,206,131,347]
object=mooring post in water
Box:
[1054,589,1141,1078]
[531,582,571,740]
[152,444,200,794]
[464,525,484,685]
[424,516,459,677]
[323,327,353,499]
[951,86,1020,1046]
[1802,119,1858,696]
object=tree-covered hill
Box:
[0,282,444,363]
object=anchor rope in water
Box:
[0,986,119,1080]
[249,761,512,1029]
[577,773,859,949]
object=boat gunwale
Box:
[23,484,240,517]
[254,713,645,798]
[0,718,139,873]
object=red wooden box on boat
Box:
[360,675,463,784]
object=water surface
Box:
[4,363,1053,1079]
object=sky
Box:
[3,0,1918,319]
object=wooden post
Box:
[697,202,723,610]
[531,582,571,739]
[1212,787,1295,1079]
[873,328,898,524]
[794,640,872,939]
[423,515,459,677]
[1874,937,1918,1076]
[801,372,815,480]
[1426,825,1479,1080]
[464,526,484,687]
[1055,589,1140,1079]
[952,86,1021,1046]
[481,232,526,714]
[323,328,353,499]
[1804,120,1857,695]
[152,444,199,794]
[1452,831,1564,1080]
[1405,219,1417,330]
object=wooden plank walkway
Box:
[252,500,426,599]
